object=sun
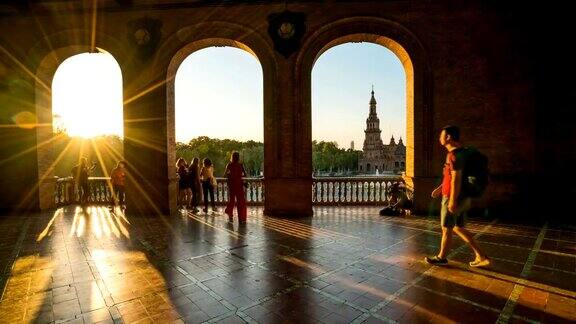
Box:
[52,51,123,138]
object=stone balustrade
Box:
[55,176,409,207]
[55,177,113,206]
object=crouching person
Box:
[380,182,412,216]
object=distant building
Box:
[358,89,406,174]
[350,141,354,151]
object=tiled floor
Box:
[0,206,575,323]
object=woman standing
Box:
[224,151,247,223]
[71,157,96,205]
[188,157,202,213]
[200,158,217,213]
[110,160,127,208]
[176,158,190,209]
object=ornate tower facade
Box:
[359,89,384,173]
[358,88,406,174]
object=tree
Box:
[312,141,358,175]
[176,137,264,177]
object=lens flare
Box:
[12,111,38,129]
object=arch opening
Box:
[167,38,266,211]
[36,47,125,210]
[312,42,406,178]
[298,18,432,212]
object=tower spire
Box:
[369,86,377,107]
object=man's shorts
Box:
[441,196,471,228]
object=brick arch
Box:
[164,22,277,212]
[296,17,433,211]
[32,30,128,209]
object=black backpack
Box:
[460,147,489,198]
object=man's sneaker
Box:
[469,257,490,268]
[425,256,448,265]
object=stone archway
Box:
[297,17,434,213]
[164,22,277,213]
[32,31,127,210]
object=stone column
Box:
[404,175,438,215]
[124,74,170,215]
[264,57,313,218]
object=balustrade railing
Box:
[55,176,409,207]
[212,177,264,205]
[312,176,409,205]
[55,177,114,206]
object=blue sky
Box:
[175,47,263,143]
[53,43,406,148]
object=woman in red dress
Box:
[224,151,247,223]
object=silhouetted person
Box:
[176,158,190,209]
[225,151,247,223]
[188,157,202,213]
[71,157,95,205]
[425,125,490,267]
[200,158,217,213]
[379,182,412,216]
[110,160,126,208]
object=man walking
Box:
[425,125,490,267]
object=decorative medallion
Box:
[127,17,162,60]
[267,10,306,58]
